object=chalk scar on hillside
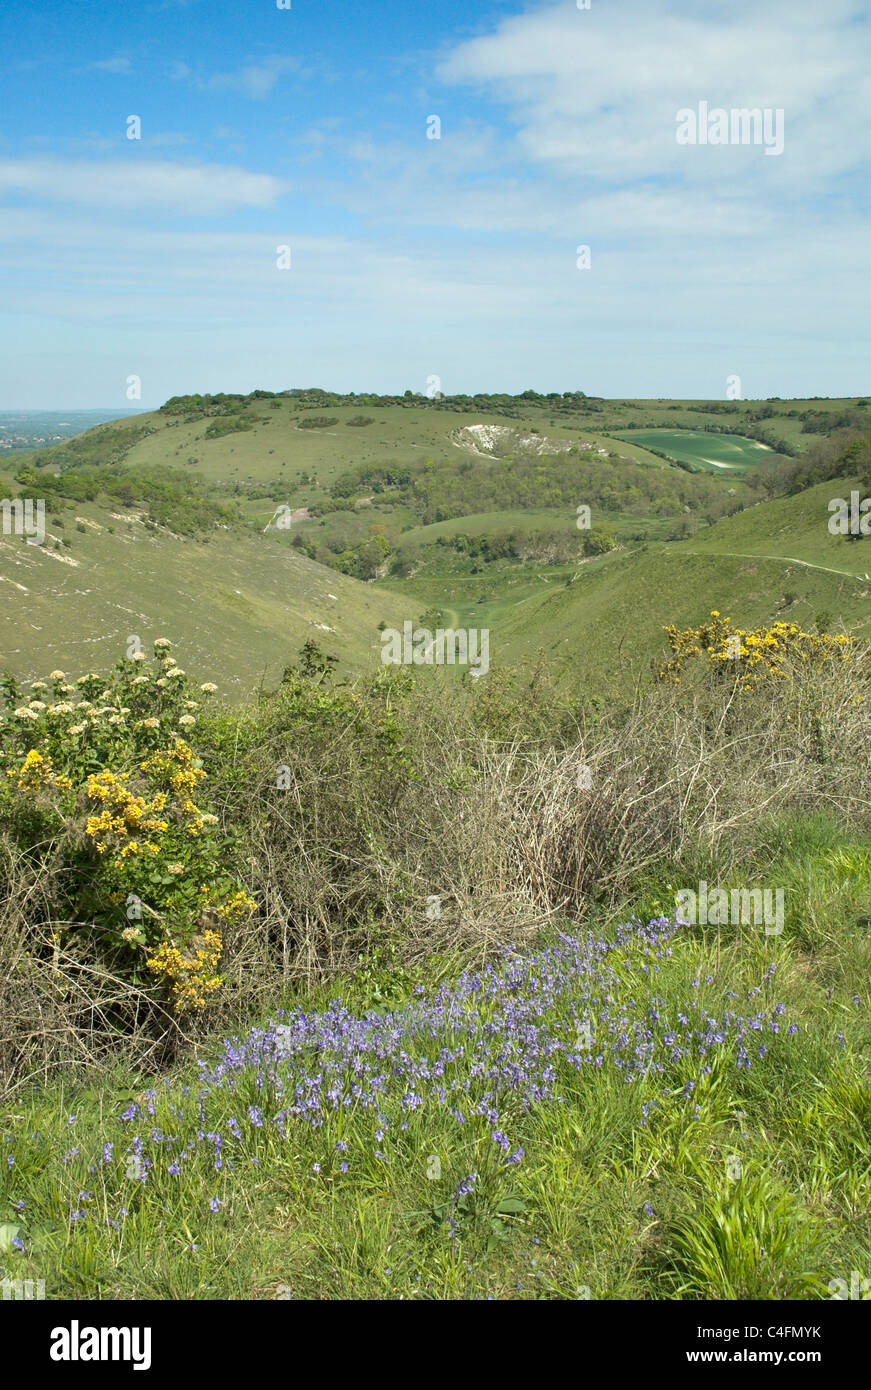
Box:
[450,424,588,459]
[40,549,80,568]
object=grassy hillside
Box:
[2,390,867,696]
[2,389,870,1306]
[14,389,860,517]
[681,476,871,573]
[488,480,871,688]
[0,498,409,694]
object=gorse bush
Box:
[659,610,863,690]
[0,644,254,1081]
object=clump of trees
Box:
[11,462,239,537]
[204,415,254,440]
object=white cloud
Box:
[172,54,301,100]
[0,158,287,215]
[293,0,869,262]
[89,57,132,75]
[1,0,867,401]
[438,0,870,186]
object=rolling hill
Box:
[488,476,871,689]
[2,390,867,696]
[0,500,410,694]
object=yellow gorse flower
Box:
[140,738,206,830]
[85,770,168,856]
[146,928,223,1013]
[659,611,862,688]
[7,748,72,791]
[6,665,249,1018]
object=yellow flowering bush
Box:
[145,928,224,1014]
[143,891,255,1013]
[6,748,72,793]
[85,771,168,856]
[0,642,255,1016]
[139,740,207,835]
[659,611,860,690]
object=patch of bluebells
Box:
[146,918,791,1169]
[5,918,798,1233]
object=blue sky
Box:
[0,0,868,407]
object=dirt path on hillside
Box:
[682,550,867,580]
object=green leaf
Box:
[495,1197,527,1215]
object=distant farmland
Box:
[612,428,773,472]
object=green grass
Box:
[2,815,868,1300]
[681,475,871,576]
[0,497,412,694]
[483,480,871,688]
[612,429,775,473]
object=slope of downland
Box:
[491,483,871,689]
[0,502,410,695]
[5,396,865,694]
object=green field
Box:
[612,429,775,472]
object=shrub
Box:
[0,646,254,1083]
[584,523,616,555]
[659,610,864,690]
[204,417,254,440]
